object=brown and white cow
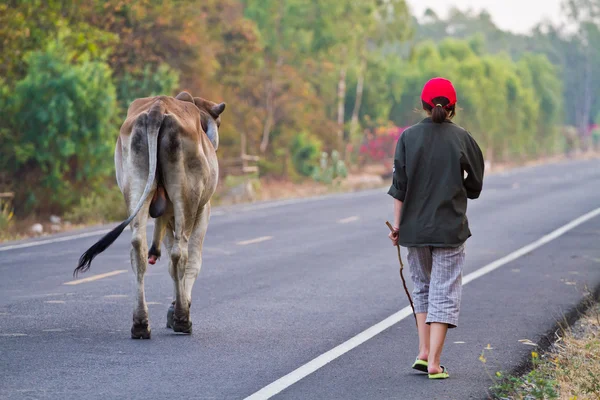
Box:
[75,92,225,339]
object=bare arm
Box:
[388,136,406,245]
[388,198,403,245]
[393,198,403,230]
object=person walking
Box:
[387,77,485,379]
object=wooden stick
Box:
[386,221,417,327]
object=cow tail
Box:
[74,103,164,277]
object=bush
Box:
[5,32,118,215]
[359,125,406,167]
[64,186,127,225]
[290,132,322,177]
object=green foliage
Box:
[116,64,180,111]
[365,38,563,163]
[257,158,284,177]
[5,32,117,214]
[290,132,322,177]
[0,1,116,81]
[482,350,558,400]
[492,370,558,400]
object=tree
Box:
[347,0,412,147]
[5,32,117,214]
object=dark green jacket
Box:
[388,118,484,247]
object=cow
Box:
[74,91,225,339]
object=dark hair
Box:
[422,96,456,123]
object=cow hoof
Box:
[131,322,151,339]
[166,304,174,329]
[172,318,192,334]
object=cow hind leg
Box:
[159,116,199,334]
[165,205,209,331]
[169,212,191,334]
[130,197,153,339]
[183,203,210,306]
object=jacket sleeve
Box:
[461,132,485,199]
[387,135,408,201]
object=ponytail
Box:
[422,96,456,123]
[431,104,448,123]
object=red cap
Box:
[421,77,457,108]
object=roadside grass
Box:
[0,198,16,241]
[64,187,128,225]
[0,187,128,243]
[483,300,600,400]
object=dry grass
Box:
[490,302,600,400]
[253,178,332,201]
[551,303,600,399]
[0,188,127,244]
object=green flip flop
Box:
[428,366,449,379]
[411,357,428,373]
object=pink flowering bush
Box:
[359,125,407,170]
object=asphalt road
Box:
[1,157,600,400]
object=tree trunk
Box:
[259,57,283,154]
[336,66,347,141]
[260,79,274,154]
[349,56,367,144]
[260,2,284,155]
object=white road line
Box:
[44,300,65,304]
[338,216,359,224]
[244,206,600,400]
[237,236,273,246]
[63,270,127,285]
[0,221,156,252]
[0,229,112,252]
[463,207,600,285]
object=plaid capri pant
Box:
[407,244,465,329]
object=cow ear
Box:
[211,102,226,117]
[175,91,194,103]
[194,97,226,118]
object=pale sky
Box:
[407,0,565,34]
